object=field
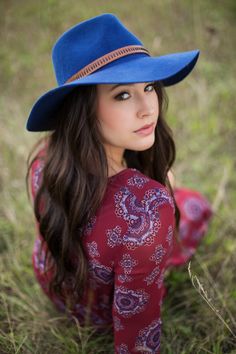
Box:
[0,0,235,353]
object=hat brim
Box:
[27,50,199,131]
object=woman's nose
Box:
[136,96,155,119]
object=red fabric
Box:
[167,187,213,268]
[30,153,212,354]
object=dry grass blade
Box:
[212,165,230,212]
[188,262,236,340]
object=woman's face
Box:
[96,82,159,160]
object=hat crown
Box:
[52,14,143,85]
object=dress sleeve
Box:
[166,187,213,267]
[112,187,175,354]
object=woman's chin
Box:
[131,136,155,151]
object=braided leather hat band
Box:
[66,45,150,83]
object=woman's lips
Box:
[134,122,155,136]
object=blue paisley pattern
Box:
[32,162,44,192]
[107,225,123,248]
[116,343,131,354]
[86,241,100,258]
[144,266,160,286]
[135,319,162,353]
[88,259,113,284]
[127,174,150,189]
[118,274,133,283]
[119,254,138,274]
[149,245,166,265]
[114,286,149,318]
[166,225,173,246]
[183,197,207,221]
[114,316,124,331]
[84,216,97,235]
[114,187,174,250]
[33,239,46,274]
[156,269,165,289]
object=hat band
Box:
[65,45,150,83]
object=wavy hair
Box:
[26,82,179,304]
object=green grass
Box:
[1,0,236,353]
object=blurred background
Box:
[0,0,235,353]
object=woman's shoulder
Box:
[108,168,174,207]
[99,168,175,236]
[108,167,167,190]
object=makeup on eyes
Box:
[110,82,155,92]
[113,83,155,100]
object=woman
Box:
[26,14,212,354]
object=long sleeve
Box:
[166,187,213,267]
[110,182,175,354]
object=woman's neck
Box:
[103,144,127,177]
[108,156,127,177]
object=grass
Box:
[1,0,236,353]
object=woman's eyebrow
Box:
[109,83,135,92]
[109,82,153,92]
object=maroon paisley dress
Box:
[30,148,212,354]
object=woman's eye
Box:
[114,83,155,101]
[114,92,130,101]
[145,83,155,92]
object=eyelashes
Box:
[114,83,155,101]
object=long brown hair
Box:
[26,82,179,303]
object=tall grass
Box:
[0,0,235,352]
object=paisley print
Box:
[114,186,174,250]
[107,225,123,248]
[31,153,212,354]
[144,266,160,286]
[119,254,138,274]
[116,343,131,354]
[32,162,44,193]
[166,225,173,246]
[156,269,165,289]
[114,316,124,331]
[127,174,150,189]
[33,239,46,274]
[114,286,149,318]
[118,274,133,283]
[33,238,54,274]
[135,319,162,353]
[87,241,100,257]
[145,187,175,210]
[149,245,166,265]
[84,216,97,235]
[88,259,113,284]
[183,197,208,221]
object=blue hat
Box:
[26,13,200,132]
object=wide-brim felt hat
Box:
[26,13,200,132]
